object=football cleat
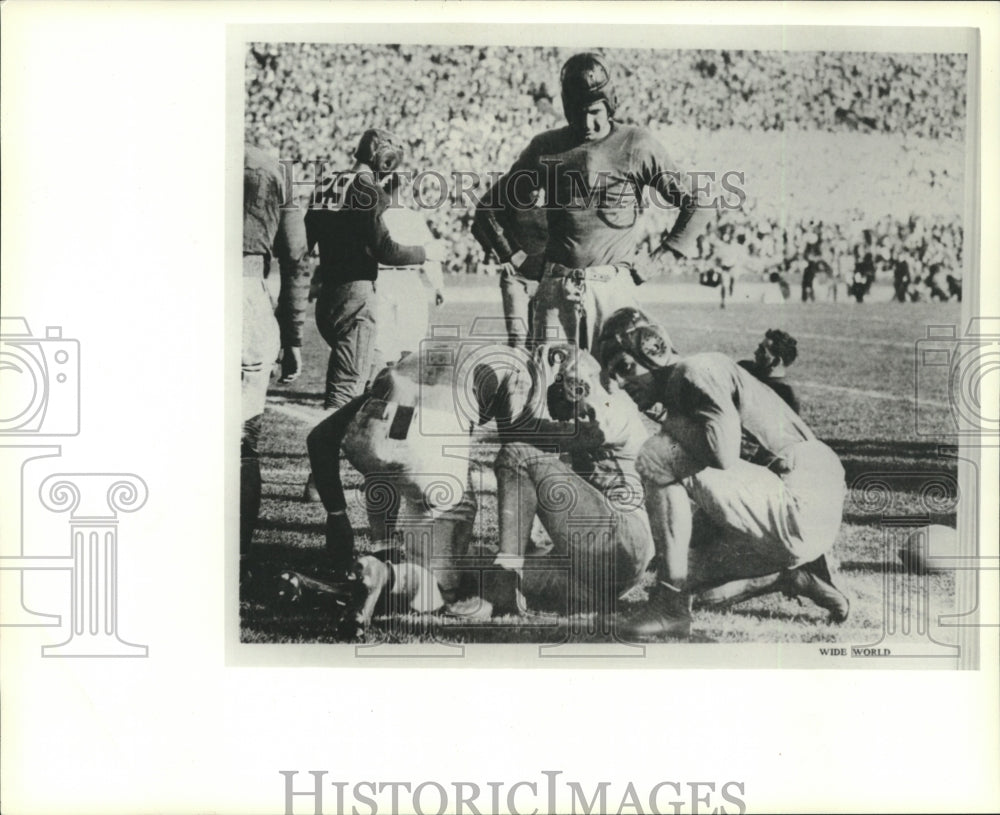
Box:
[482,568,526,618]
[276,568,365,609]
[780,556,850,623]
[618,582,692,641]
[275,571,305,605]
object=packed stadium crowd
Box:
[245,43,966,285]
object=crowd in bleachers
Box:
[245,43,967,283]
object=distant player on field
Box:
[893,253,912,303]
[738,328,801,414]
[710,226,744,309]
[491,52,711,354]
[850,251,876,303]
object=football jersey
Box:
[654,353,814,468]
[305,170,425,284]
[501,123,706,268]
[736,360,801,414]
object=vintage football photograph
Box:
[5,5,998,814]
[237,32,978,659]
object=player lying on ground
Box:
[300,341,578,634]
[598,308,850,640]
[297,341,658,631]
[295,330,847,638]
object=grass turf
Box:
[242,292,963,646]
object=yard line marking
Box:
[798,380,951,408]
[665,321,915,349]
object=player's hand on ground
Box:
[637,432,703,485]
[278,346,302,384]
[425,239,448,262]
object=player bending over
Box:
[478,346,658,619]
[299,340,573,635]
[297,340,656,635]
[599,308,850,640]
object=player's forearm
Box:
[374,235,427,266]
[276,255,311,347]
[304,210,320,255]
[274,207,309,268]
[472,207,517,263]
[661,413,739,471]
[371,213,427,266]
[662,193,713,259]
[492,167,538,259]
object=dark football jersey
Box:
[737,359,802,414]
[500,123,707,268]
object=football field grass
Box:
[243,288,963,646]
